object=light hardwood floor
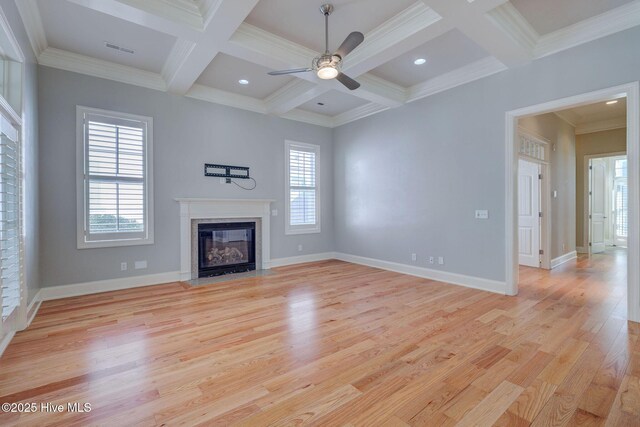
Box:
[0,250,638,426]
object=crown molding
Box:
[535,0,640,58]
[280,108,335,128]
[332,103,389,127]
[14,0,47,58]
[264,80,320,115]
[226,23,319,74]
[553,110,579,127]
[344,2,446,73]
[356,73,406,107]
[186,83,266,114]
[161,39,197,83]
[575,116,627,135]
[116,0,204,30]
[487,2,539,53]
[406,56,507,103]
[38,47,167,91]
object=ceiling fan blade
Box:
[334,32,364,59]
[336,72,360,90]
[268,68,312,76]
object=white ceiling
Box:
[196,53,294,99]
[298,90,368,117]
[370,29,489,88]
[557,98,627,125]
[244,0,416,53]
[511,0,635,35]
[37,0,176,73]
[17,0,640,127]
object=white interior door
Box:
[518,159,541,267]
[590,158,607,254]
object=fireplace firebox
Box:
[197,222,256,277]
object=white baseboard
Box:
[269,252,336,268]
[0,330,15,358]
[40,271,182,301]
[334,252,507,295]
[26,290,42,327]
[576,246,589,254]
[551,251,578,269]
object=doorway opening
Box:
[506,83,639,323]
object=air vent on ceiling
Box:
[104,42,135,54]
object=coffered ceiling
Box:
[14,0,640,128]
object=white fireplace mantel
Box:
[176,198,274,280]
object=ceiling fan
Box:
[267,4,364,90]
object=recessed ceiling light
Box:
[414,58,427,65]
[606,100,618,105]
[238,79,249,85]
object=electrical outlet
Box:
[429,256,434,264]
[298,244,303,252]
[411,253,417,262]
[219,178,226,184]
[475,210,489,219]
[134,260,147,270]
[120,262,127,271]
[271,209,278,216]
[438,257,444,265]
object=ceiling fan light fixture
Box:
[317,65,339,80]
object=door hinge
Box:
[589,242,592,246]
[589,165,593,170]
[589,191,592,196]
[538,174,543,180]
[589,214,592,219]
[539,249,544,255]
[539,212,543,218]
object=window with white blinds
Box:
[0,115,21,320]
[77,107,153,248]
[285,141,320,235]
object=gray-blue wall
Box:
[38,67,334,287]
[333,26,640,282]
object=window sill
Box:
[77,237,154,250]
[285,227,321,236]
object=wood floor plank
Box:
[0,250,636,426]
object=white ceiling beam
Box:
[421,0,532,68]
[266,2,452,115]
[15,0,47,57]
[66,0,202,40]
[223,23,405,110]
[164,0,260,95]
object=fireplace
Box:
[197,222,256,277]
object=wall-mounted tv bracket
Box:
[204,164,250,183]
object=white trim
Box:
[76,106,155,249]
[187,84,266,114]
[535,1,640,59]
[575,116,627,135]
[335,252,506,295]
[332,103,390,128]
[14,0,47,57]
[175,198,274,281]
[505,82,640,323]
[25,290,41,327]
[406,57,507,103]
[0,330,15,357]
[40,271,182,301]
[269,252,335,268]
[582,151,627,255]
[39,48,167,92]
[551,251,578,269]
[285,141,321,235]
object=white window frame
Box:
[76,106,154,249]
[285,140,321,235]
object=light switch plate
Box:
[475,210,489,219]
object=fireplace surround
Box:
[176,199,274,281]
